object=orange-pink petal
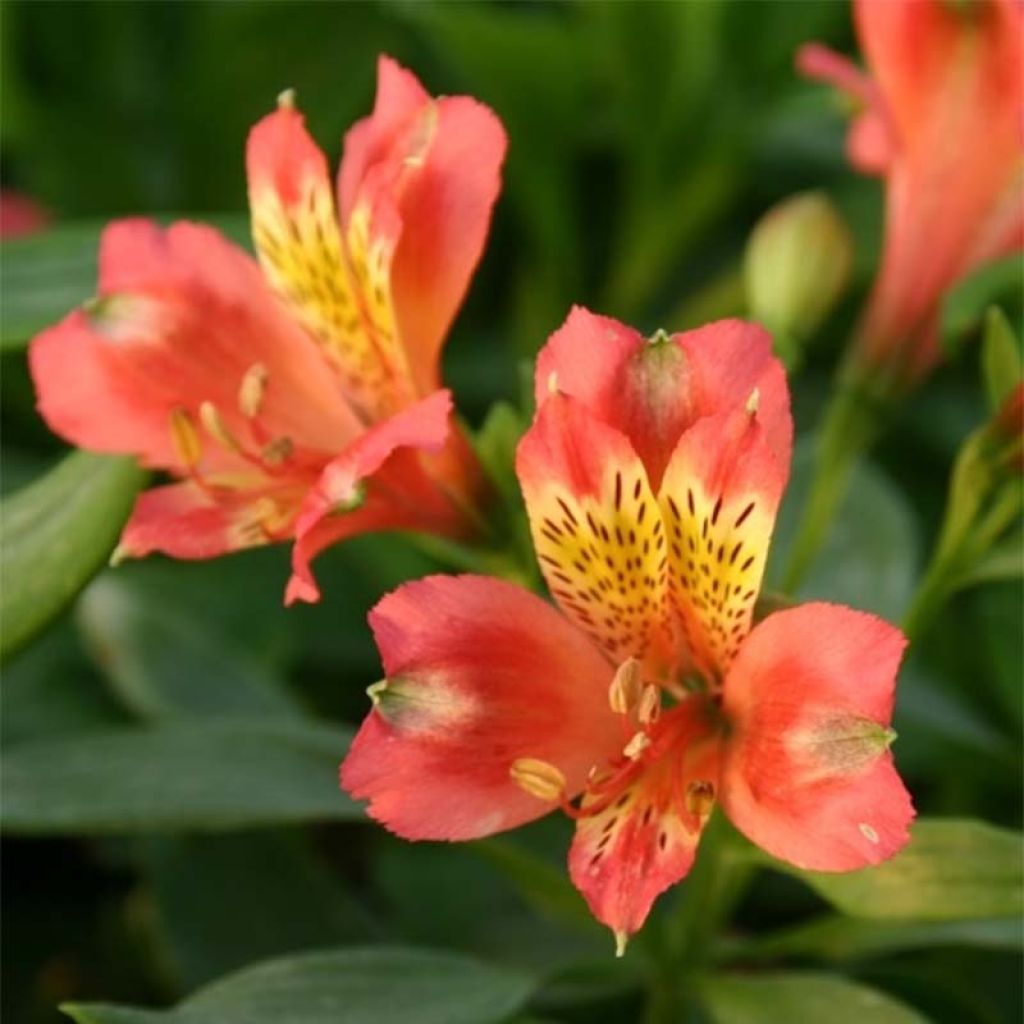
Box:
[535,308,791,489]
[720,603,914,871]
[285,390,469,605]
[340,574,621,840]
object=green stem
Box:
[782,371,891,594]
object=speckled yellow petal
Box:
[246,99,414,419]
[658,405,785,681]
[517,393,669,662]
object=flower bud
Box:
[743,191,854,365]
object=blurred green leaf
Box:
[981,307,1023,413]
[1,620,127,745]
[0,215,249,348]
[62,947,538,1024]
[140,831,376,989]
[768,438,918,619]
[940,255,1024,360]
[769,820,1023,921]
[1,222,103,348]
[75,574,303,721]
[701,971,927,1023]
[0,450,145,661]
[1,719,356,834]
[472,838,598,935]
[727,914,1023,964]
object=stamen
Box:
[261,436,294,467]
[239,363,269,419]
[277,87,296,110]
[510,758,566,802]
[745,387,760,415]
[169,407,201,468]
[623,731,651,761]
[367,680,388,706]
[614,930,629,958]
[546,371,559,396]
[608,657,642,715]
[199,401,241,453]
[637,684,661,726]
[685,780,715,820]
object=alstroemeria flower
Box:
[799,0,1023,384]
[29,57,506,603]
[342,308,914,949]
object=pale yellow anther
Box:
[277,88,296,110]
[637,684,661,726]
[510,758,566,802]
[608,657,642,715]
[685,780,715,820]
[108,543,129,568]
[746,387,761,416]
[199,401,241,453]
[261,436,294,467]
[251,496,291,535]
[546,371,559,396]
[239,363,269,419]
[169,407,202,468]
[623,730,651,761]
[614,930,629,958]
[367,680,388,706]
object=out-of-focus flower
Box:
[743,191,854,366]
[799,0,1024,385]
[0,189,50,238]
[341,308,913,950]
[29,57,507,603]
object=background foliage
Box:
[2,2,1021,1023]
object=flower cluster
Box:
[341,308,914,949]
[30,57,506,603]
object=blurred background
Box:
[2,3,1020,1023]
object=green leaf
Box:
[0,216,249,349]
[0,450,145,661]
[62,947,538,1024]
[701,971,927,1023]
[1,221,103,349]
[1,719,357,834]
[768,820,1023,921]
[139,831,376,989]
[472,838,600,935]
[75,574,303,721]
[728,914,1023,964]
[940,254,1024,359]
[981,306,1023,413]
[768,438,918,620]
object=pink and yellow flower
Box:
[799,0,1023,385]
[341,308,914,949]
[29,57,507,603]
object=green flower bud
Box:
[743,191,854,366]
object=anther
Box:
[685,780,715,820]
[546,371,559,396]
[239,363,269,419]
[169,407,202,468]
[261,436,294,467]
[623,731,651,761]
[510,758,566,802]
[637,684,661,726]
[277,88,296,110]
[745,387,760,416]
[608,657,642,715]
[614,930,629,958]
[367,680,388,706]
[199,401,241,453]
